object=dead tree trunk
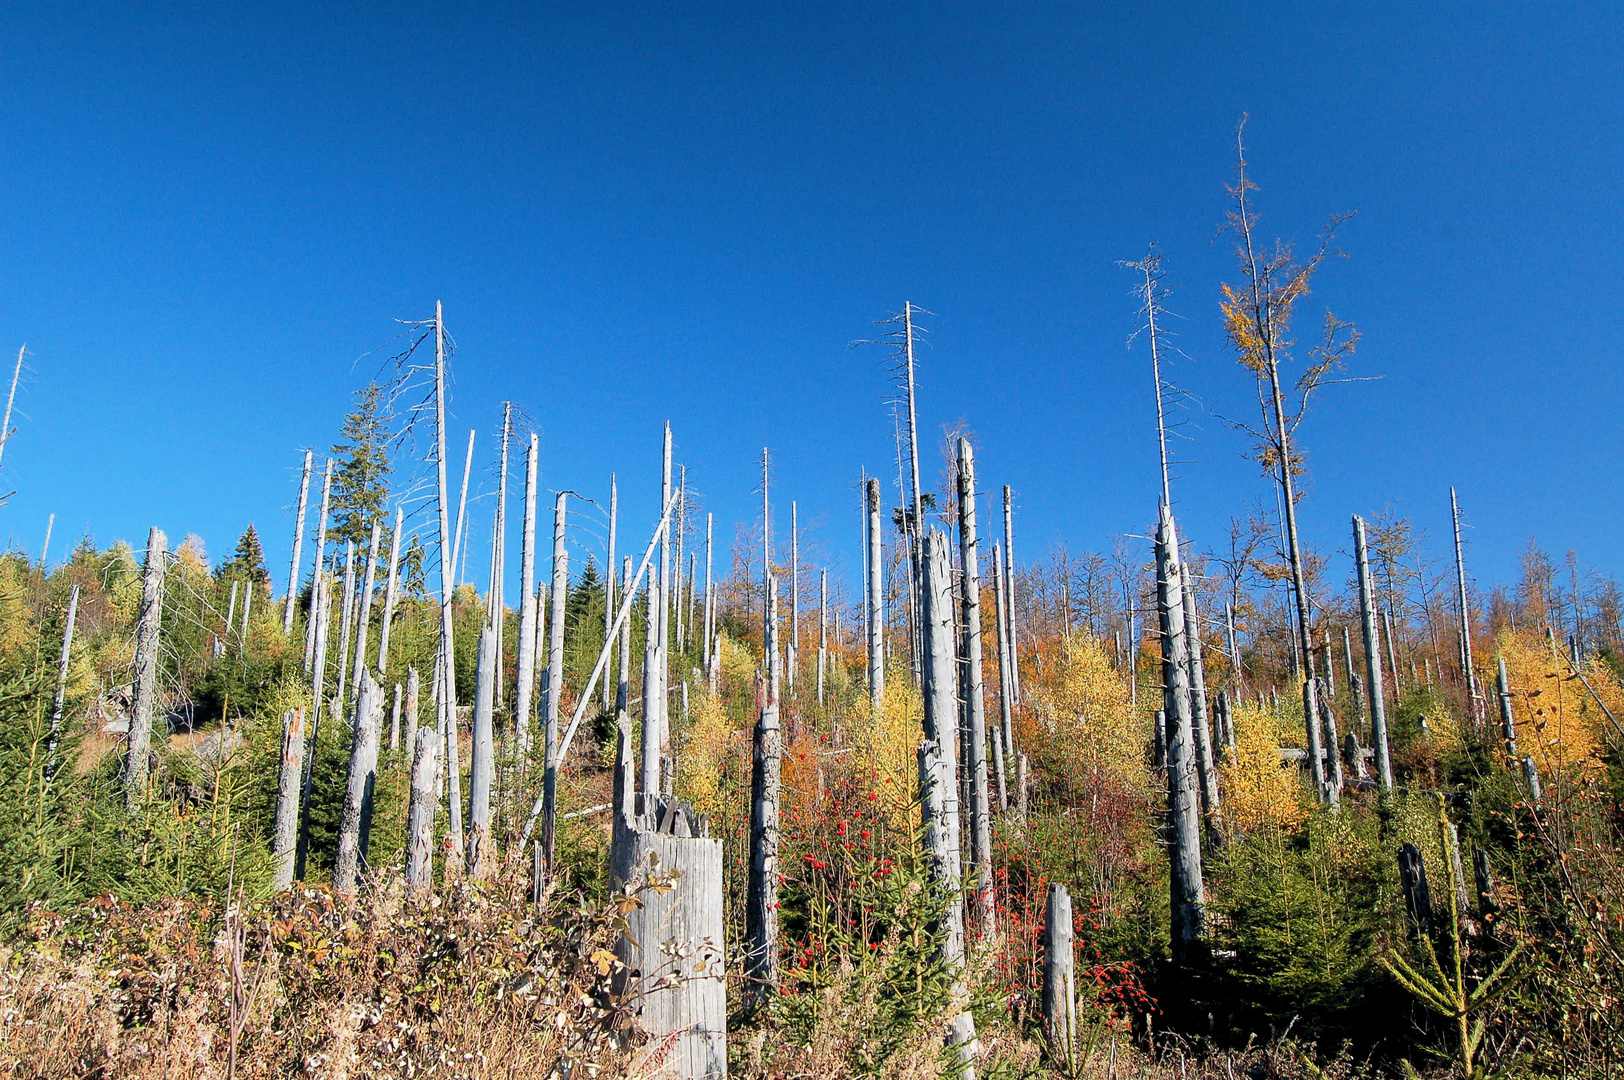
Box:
[514,434,540,759]
[351,521,381,696]
[643,557,662,795]
[745,582,782,1009]
[956,438,994,935]
[1398,842,1434,938]
[919,527,977,1075]
[431,303,464,869]
[817,568,828,706]
[334,542,356,715]
[866,477,885,707]
[493,405,512,710]
[1497,656,1519,759]
[1155,505,1205,964]
[1003,486,1021,702]
[405,723,438,899]
[1353,515,1395,792]
[657,425,673,791]
[703,512,715,683]
[270,708,304,891]
[468,622,497,878]
[47,584,80,778]
[619,558,634,715]
[602,473,618,710]
[993,541,1015,811]
[1181,575,1222,831]
[788,502,799,695]
[609,797,726,1078]
[404,667,420,753]
[333,672,382,895]
[303,460,334,672]
[389,682,403,751]
[1042,882,1077,1065]
[125,527,167,811]
[378,506,403,672]
[540,491,569,870]
[1451,487,1485,726]
[451,429,475,590]
[1316,678,1344,807]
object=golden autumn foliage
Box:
[1025,634,1149,803]
[1492,628,1619,782]
[1221,700,1311,833]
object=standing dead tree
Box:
[333,672,383,895]
[866,477,885,707]
[1451,488,1486,726]
[515,436,540,759]
[1354,514,1395,791]
[270,708,304,891]
[540,491,569,871]
[1156,505,1206,964]
[745,579,783,1010]
[125,528,167,811]
[283,451,313,632]
[956,438,994,935]
[47,585,80,780]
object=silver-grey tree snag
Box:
[284,450,312,632]
[515,434,540,760]
[745,577,782,1010]
[1353,514,1395,791]
[125,527,167,811]
[333,672,383,895]
[1156,505,1206,964]
[866,477,885,707]
[47,584,80,779]
[270,707,305,891]
[956,438,994,935]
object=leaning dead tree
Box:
[125,527,167,811]
[47,584,80,780]
[919,527,977,1076]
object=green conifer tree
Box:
[218,523,270,587]
[330,383,393,547]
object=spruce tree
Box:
[219,523,270,586]
[330,383,393,547]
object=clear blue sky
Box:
[3,2,1619,603]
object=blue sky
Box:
[3,2,1619,604]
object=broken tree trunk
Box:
[1042,882,1078,1065]
[957,438,994,935]
[745,582,782,1009]
[404,667,420,756]
[1399,842,1434,938]
[1497,656,1519,759]
[333,672,382,895]
[817,568,828,706]
[993,541,1016,811]
[919,527,977,1075]
[1155,505,1205,964]
[405,723,438,899]
[126,527,167,811]
[866,477,885,707]
[270,707,305,892]
[1353,515,1395,791]
[389,682,402,751]
[468,621,496,878]
[602,473,617,710]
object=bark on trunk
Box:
[270,707,304,891]
[405,723,438,899]
[1353,515,1395,791]
[1042,882,1077,1065]
[333,672,382,895]
[1155,506,1205,964]
[126,527,167,810]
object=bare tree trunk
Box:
[658,425,672,792]
[351,522,381,697]
[993,542,1016,806]
[1181,576,1223,831]
[789,501,799,695]
[1226,601,1242,696]
[1451,487,1485,726]
[378,506,404,672]
[602,473,617,710]
[432,303,464,869]
[450,428,475,590]
[298,571,332,876]
[918,526,977,1076]
[745,581,782,1010]
[817,568,828,706]
[125,527,167,810]
[1354,515,1395,792]
[47,584,80,779]
[1384,608,1402,703]
[1042,882,1077,1065]
[675,464,687,651]
[405,723,438,899]
[1497,656,1519,759]
[333,672,382,895]
[956,439,994,936]
[303,460,334,672]
[1003,486,1021,702]
[468,621,496,878]
[703,512,714,681]
[225,582,239,653]
[1317,678,1344,808]
[540,491,569,870]
[1301,666,1329,800]
[866,478,885,707]
[514,435,540,760]
[643,557,661,795]
[334,542,357,711]
[239,582,252,641]
[270,707,305,891]
[619,558,633,717]
[1342,624,1359,713]
[0,345,23,471]
[493,404,512,709]
[1155,505,1205,964]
